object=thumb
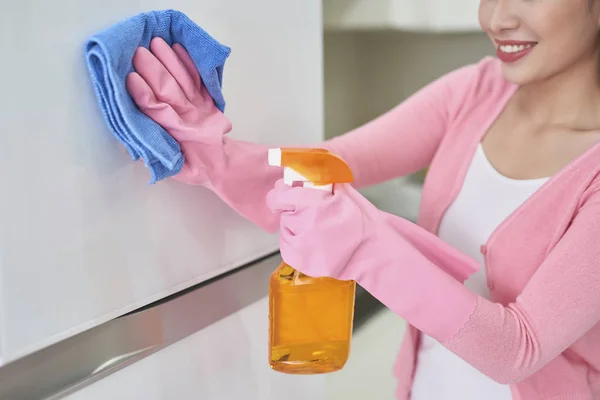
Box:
[266,179,293,214]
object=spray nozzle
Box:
[268,148,353,192]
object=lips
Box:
[495,40,537,63]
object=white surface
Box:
[66,304,408,400]
[267,148,282,167]
[283,168,308,186]
[0,0,322,362]
[65,297,327,400]
[411,144,545,400]
[323,0,481,32]
[325,308,406,400]
[282,168,333,192]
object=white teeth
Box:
[499,43,533,53]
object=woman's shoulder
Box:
[444,55,507,84]
[436,56,516,119]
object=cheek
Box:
[530,4,598,54]
[534,15,597,64]
[477,2,492,32]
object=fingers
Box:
[125,72,182,132]
[131,44,189,112]
[172,43,203,90]
[172,43,212,101]
[150,38,199,102]
[266,179,332,213]
[266,179,293,213]
[125,72,155,108]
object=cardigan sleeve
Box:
[324,61,481,188]
[436,187,600,384]
[199,60,485,232]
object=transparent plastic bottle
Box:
[269,262,356,374]
[266,147,356,374]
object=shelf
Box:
[323,0,482,33]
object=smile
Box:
[499,43,534,53]
[495,40,537,63]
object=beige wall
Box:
[324,30,493,139]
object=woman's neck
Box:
[515,53,600,129]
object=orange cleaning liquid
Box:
[269,262,356,374]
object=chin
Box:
[499,62,545,86]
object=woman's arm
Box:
[267,177,600,385]
[203,63,481,232]
[128,39,481,231]
[438,189,600,384]
[357,191,600,384]
[322,63,478,188]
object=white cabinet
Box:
[323,0,481,32]
[64,297,326,400]
[0,0,322,363]
[0,253,327,400]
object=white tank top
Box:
[410,144,548,400]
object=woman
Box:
[126,0,600,398]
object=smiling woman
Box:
[408,1,600,399]
[478,0,600,84]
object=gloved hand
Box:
[266,179,481,342]
[126,37,230,186]
[126,38,282,231]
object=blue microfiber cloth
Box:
[84,9,231,184]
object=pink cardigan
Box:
[187,56,600,399]
[321,56,600,399]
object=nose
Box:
[488,0,519,33]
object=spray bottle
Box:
[267,147,356,374]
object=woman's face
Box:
[479,0,600,85]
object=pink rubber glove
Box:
[267,179,480,342]
[126,37,281,231]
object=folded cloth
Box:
[84,9,231,183]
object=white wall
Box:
[0,0,323,364]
